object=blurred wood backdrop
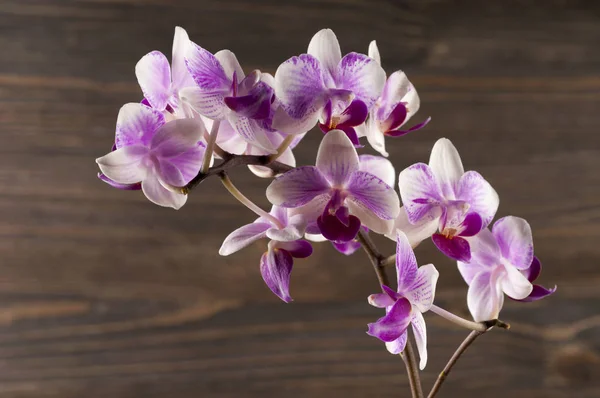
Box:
[0,0,598,397]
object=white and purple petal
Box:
[96,145,149,184]
[366,297,412,343]
[492,216,534,270]
[315,129,360,186]
[428,138,464,196]
[261,245,294,302]
[135,51,172,111]
[398,163,444,224]
[266,166,331,208]
[411,311,429,370]
[455,171,499,229]
[467,269,504,322]
[335,52,386,109]
[307,28,341,83]
[359,154,395,187]
[395,230,419,291]
[501,264,533,300]
[346,171,400,221]
[141,173,187,210]
[219,222,271,256]
[115,103,165,148]
[403,263,439,313]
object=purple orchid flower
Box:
[96,103,206,209]
[367,231,439,370]
[135,27,196,118]
[266,130,400,242]
[457,216,555,322]
[398,138,499,261]
[181,43,277,153]
[272,29,386,138]
[514,256,557,302]
[219,205,312,302]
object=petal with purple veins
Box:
[151,118,206,156]
[395,231,419,291]
[261,246,294,302]
[115,103,165,148]
[411,311,429,370]
[367,297,413,343]
[224,81,273,120]
[336,52,386,109]
[214,49,244,83]
[171,27,195,90]
[228,112,277,153]
[316,129,360,186]
[403,264,439,313]
[135,51,172,111]
[388,207,439,247]
[359,155,395,190]
[398,163,444,224]
[266,166,331,208]
[346,200,394,236]
[179,86,229,120]
[219,222,272,256]
[492,216,533,270]
[455,171,499,229]
[385,331,408,355]
[346,171,400,220]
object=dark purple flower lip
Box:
[512,256,556,302]
[319,99,367,146]
[385,116,431,137]
[432,233,471,262]
[318,212,361,242]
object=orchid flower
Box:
[514,256,557,302]
[96,103,206,209]
[458,216,554,322]
[367,231,439,370]
[181,44,277,153]
[266,130,400,242]
[397,138,499,261]
[273,29,386,142]
[135,27,196,118]
[219,205,312,302]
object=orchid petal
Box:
[517,284,557,302]
[228,113,277,153]
[336,52,386,109]
[171,26,194,90]
[432,234,471,262]
[429,138,464,193]
[467,269,504,322]
[266,224,304,242]
[96,145,149,184]
[179,86,229,120]
[224,81,273,120]
[332,239,362,255]
[395,230,418,291]
[219,222,271,256]
[135,51,172,111]
[115,103,165,148]
[271,105,321,135]
[492,216,534,270]
[346,171,400,221]
[364,116,388,157]
[385,331,408,355]
[455,171,499,229]
[141,174,187,209]
[386,117,430,137]
[317,212,361,242]
[457,260,483,286]
[398,163,443,224]
[404,264,439,313]
[469,228,502,267]
[523,256,541,282]
[151,118,206,156]
[368,291,396,308]
[411,311,429,370]
[261,246,294,302]
[501,265,533,300]
[366,298,412,342]
[307,28,342,81]
[275,240,313,258]
[214,49,244,83]
[459,212,484,237]
[388,207,439,247]
[359,155,395,187]
[97,173,141,191]
[266,166,330,208]
[316,129,359,186]
[368,40,381,65]
[346,201,394,235]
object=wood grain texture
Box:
[0,0,598,396]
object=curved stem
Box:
[268,135,295,162]
[430,304,510,331]
[220,173,283,229]
[427,330,482,398]
[201,120,221,174]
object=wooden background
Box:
[0,0,598,396]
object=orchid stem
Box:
[430,304,510,332]
[220,173,284,229]
[268,135,295,163]
[427,330,482,398]
[357,229,422,398]
[201,120,221,174]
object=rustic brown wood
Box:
[0,0,598,396]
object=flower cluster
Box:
[96,27,555,371]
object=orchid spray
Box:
[96,28,555,397]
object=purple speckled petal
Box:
[455,171,499,229]
[96,145,149,184]
[219,222,271,256]
[260,247,294,303]
[346,171,400,221]
[404,264,439,313]
[135,51,172,111]
[141,173,187,210]
[385,331,408,355]
[336,52,386,109]
[346,201,394,236]
[398,163,443,224]
[459,212,484,237]
[411,311,429,370]
[316,129,359,186]
[386,117,431,137]
[492,216,533,270]
[274,54,327,120]
[467,269,505,322]
[266,166,331,208]
[428,138,464,195]
[317,212,361,242]
[395,231,419,292]
[332,239,361,256]
[228,113,277,153]
[516,284,556,302]
[97,173,141,190]
[359,155,395,187]
[432,234,471,262]
[307,28,341,82]
[179,86,229,120]
[115,103,165,148]
[367,297,412,343]
[224,81,273,120]
[275,240,313,259]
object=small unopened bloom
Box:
[367,231,439,369]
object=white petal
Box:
[501,264,533,300]
[359,154,395,186]
[346,201,394,235]
[307,28,341,80]
[467,269,504,322]
[171,26,195,90]
[364,115,388,157]
[96,146,148,184]
[214,49,245,82]
[411,311,428,370]
[387,207,438,247]
[219,222,271,255]
[316,129,359,186]
[368,40,381,65]
[428,138,464,191]
[141,174,187,209]
[385,332,408,355]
